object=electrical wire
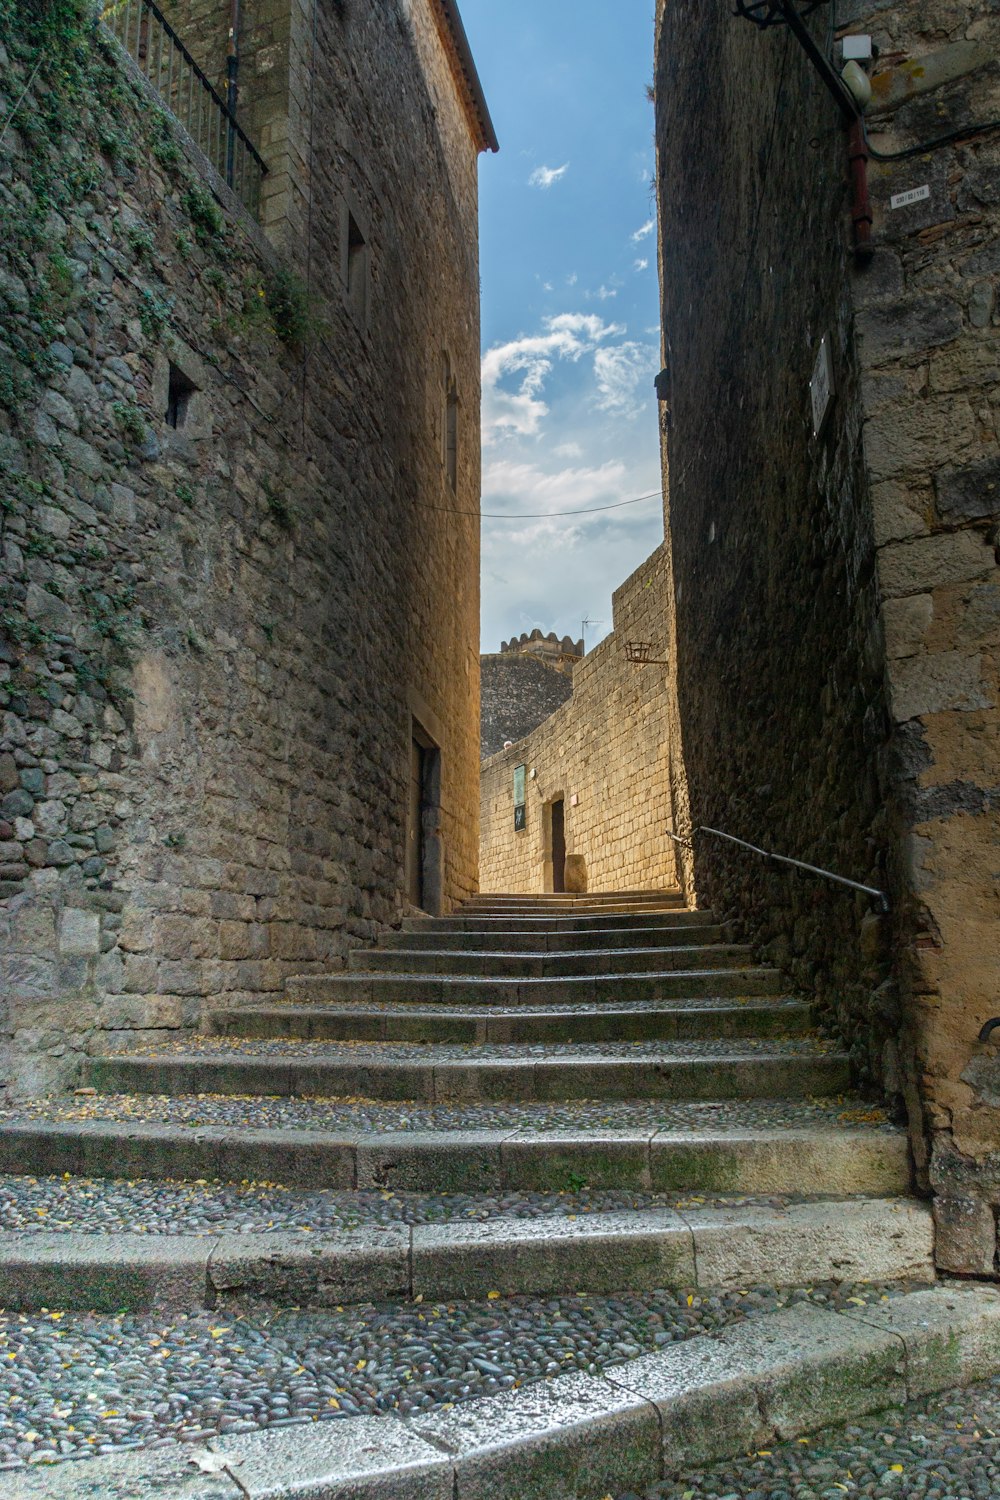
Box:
[862,116,1000,161]
[420,490,663,520]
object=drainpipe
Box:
[774,0,875,261]
[225,0,241,189]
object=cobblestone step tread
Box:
[0,1106,910,1196]
[86,1039,850,1104]
[4,1287,999,1498]
[347,945,753,976]
[288,966,784,1003]
[383,924,725,951]
[205,998,812,1045]
[0,1199,934,1313]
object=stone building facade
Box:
[654,0,1000,1270]
[480,549,682,895]
[0,0,492,1095]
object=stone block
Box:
[58,906,101,956]
[218,1419,453,1500]
[878,531,995,598]
[936,453,1000,522]
[411,1208,694,1300]
[841,1285,1000,1398]
[856,294,962,366]
[412,1370,660,1500]
[210,1227,410,1305]
[882,593,933,658]
[933,1194,997,1275]
[357,1132,505,1193]
[889,650,992,723]
[0,1231,211,1313]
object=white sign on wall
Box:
[890,184,931,211]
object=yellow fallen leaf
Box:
[487,1291,501,1300]
[889,1465,904,1473]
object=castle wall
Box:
[655,0,1000,1271]
[479,653,574,761]
[480,548,681,895]
[0,0,481,1096]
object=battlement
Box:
[500,629,584,668]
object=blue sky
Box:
[459,0,665,654]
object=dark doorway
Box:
[406,722,442,912]
[551,797,566,893]
[406,737,425,908]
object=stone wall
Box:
[0,0,482,1096]
[480,651,574,760]
[655,0,1000,1270]
[847,2,1000,1271]
[480,548,681,895]
[654,0,893,1091]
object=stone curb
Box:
[407,908,717,933]
[85,1045,848,1103]
[0,1198,934,1311]
[5,1286,1000,1499]
[284,965,786,1006]
[346,943,754,976]
[0,1120,914,1194]
[204,997,813,1045]
[384,921,725,951]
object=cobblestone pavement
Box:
[621,1375,1000,1499]
[0,1281,924,1472]
[0,1094,895,1134]
[0,1173,883,1235]
[114,1036,840,1061]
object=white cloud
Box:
[634,257,649,272]
[529,163,570,189]
[587,285,618,302]
[481,313,624,444]
[554,441,584,459]
[631,219,655,242]
[566,272,578,286]
[593,342,656,419]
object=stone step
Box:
[285,966,784,1007]
[462,899,687,916]
[6,1287,1000,1500]
[347,944,750,977]
[382,922,726,951]
[86,1038,849,1103]
[0,1110,911,1193]
[0,1198,934,1313]
[464,890,681,904]
[405,909,715,933]
[204,997,813,1044]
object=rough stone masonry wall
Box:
[479,652,574,761]
[656,0,1000,1271]
[845,0,1000,1271]
[0,0,481,1097]
[653,0,895,1091]
[480,548,681,894]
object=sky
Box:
[458,0,665,655]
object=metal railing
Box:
[666,826,889,912]
[102,0,266,218]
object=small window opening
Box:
[166,364,197,429]
[445,377,458,491]
[347,213,368,322]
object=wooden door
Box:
[551,798,566,893]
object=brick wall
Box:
[480,548,682,895]
[0,0,482,1096]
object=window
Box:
[442,354,458,490]
[347,212,368,322]
[165,363,197,429]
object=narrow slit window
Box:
[347,213,368,322]
[166,364,197,429]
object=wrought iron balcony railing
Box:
[102,0,266,219]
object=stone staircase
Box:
[2,890,1000,1498]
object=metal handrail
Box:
[102,0,266,217]
[666,826,889,912]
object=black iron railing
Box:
[102,0,266,218]
[666,827,889,911]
